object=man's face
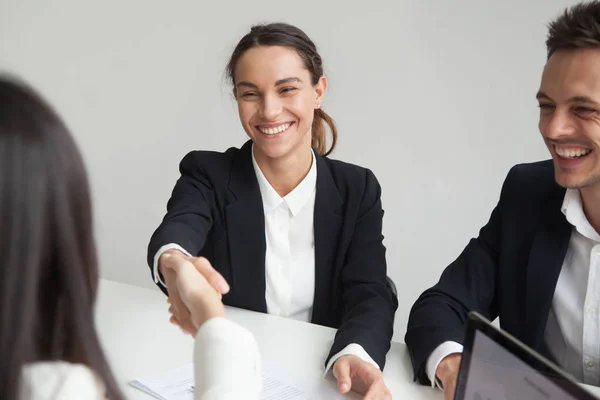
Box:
[538,48,600,190]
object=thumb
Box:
[192,257,230,294]
[333,358,352,394]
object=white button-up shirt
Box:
[427,188,600,387]
[153,146,378,372]
[253,147,317,322]
[545,188,600,386]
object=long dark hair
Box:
[226,22,338,156]
[0,76,125,400]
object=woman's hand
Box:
[159,251,229,334]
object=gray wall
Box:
[0,0,578,341]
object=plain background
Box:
[0,0,581,341]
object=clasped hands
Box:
[159,251,391,399]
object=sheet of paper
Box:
[129,363,194,400]
[261,363,360,399]
[130,363,310,400]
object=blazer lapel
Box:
[312,155,344,324]
[525,186,570,350]
[225,141,267,312]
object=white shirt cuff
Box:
[426,341,464,389]
[324,343,380,378]
[194,317,262,400]
[152,243,192,288]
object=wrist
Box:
[189,300,225,328]
[436,353,461,383]
[158,249,186,275]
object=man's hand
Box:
[332,355,391,399]
[159,250,229,335]
[436,353,462,400]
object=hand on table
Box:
[159,250,229,335]
[333,354,391,399]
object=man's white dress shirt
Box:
[426,188,600,388]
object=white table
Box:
[95,278,600,399]
[95,278,440,399]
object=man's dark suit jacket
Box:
[148,140,398,368]
[405,160,571,384]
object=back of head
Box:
[546,0,600,58]
[0,76,123,400]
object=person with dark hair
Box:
[405,1,600,399]
[148,22,397,398]
[0,76,261,400]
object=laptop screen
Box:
[455,312,597,400]
[461,329,578,399]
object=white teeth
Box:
[259,123,291,135]
[555,146,592,159]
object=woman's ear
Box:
[314,76,327,108]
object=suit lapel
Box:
[525,186,570,350]
[225,141,267,312]
[312,155,344,324]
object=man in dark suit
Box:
[406,2,600,398]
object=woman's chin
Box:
[253,140,293,160]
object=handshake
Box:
[158,251,392,399]
[159,250,231,335]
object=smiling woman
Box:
[147,22,398,399]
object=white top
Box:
[192,318,261,399]
[20,317,261,400]
[253,147,317,322]
[546,188,600,385]
[152,146,378,373]
[20,362,105,400]
[426,188,600,388]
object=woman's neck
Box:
[254,146,313,197]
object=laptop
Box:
[454,311,599,400]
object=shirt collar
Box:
[251,145,317,216]
[561,188,600,242]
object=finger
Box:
[176,312,196,335]
[363,381,389,400]
[163,268,195,333]
[333,359,352,394]
[181,323,197,336]
[170,300,195,334]
[192,257,230,294]
[445,381,457,400]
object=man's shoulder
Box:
[501,159,565,214]
[508,160,556,187]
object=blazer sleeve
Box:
[325,169,398,370]
[147,152,215,294]
[404,166,517,385]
